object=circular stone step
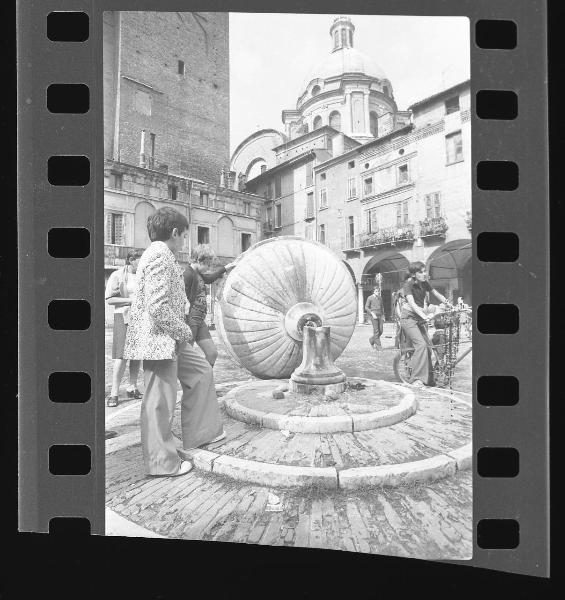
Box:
[223,378,418,433]
[172,382,472,489]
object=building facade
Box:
[231,17,472,322]
[104,11,263,324]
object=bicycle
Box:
[392,306,472,387]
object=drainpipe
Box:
[112,11,122,161]
[186,178,193,258]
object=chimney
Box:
[332,133,345,157]
[139,129,146,168]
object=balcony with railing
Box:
[464,211,471,231]
[419,216,448,238]
[354,224,416,250]
[105,244,191,268]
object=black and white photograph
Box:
[103,11,473,559]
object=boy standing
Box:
[123,208,224,477]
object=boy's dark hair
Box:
[147,207,189,242]
[125,249,143,264]
[407,261,426,276]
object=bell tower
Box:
[330,16,355,52]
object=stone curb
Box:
[338,454,457,490]
[223,379,417,433]
[212,455,339,489]
[445,442,473,471]
[177,443,472,490]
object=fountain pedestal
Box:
[289,325,347,394]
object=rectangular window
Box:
[318,224,326,244]
[445,96,460,115]
[396,200,409,226]
[348,161,355,169]
[364,177,373,196]
[106,213,124,245]
[306,192,314,219]
[275,203,282,228]
[320,172,326,181]
[266,182,273,200]
[446,131,463,164]
[243,201,251,216]
[319,188,328,209]
[178,60,185,75]
[168,184,178,201]
[199,191,209,206]
[197,226,210,245]
[397,164,409,185]
[266,205,273,224]
[109,172,123,190]
[425,193,442,219]
[241,233,252,252]
[366,208,378,233]
[274,175,282,198]
[305,162,314,187]
[348,177,357,199]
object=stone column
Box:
[357,284,365,324]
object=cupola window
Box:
[313,115,323,130]
[370,112,378,138]
[334,30,339,49]
[311,85,321,97]
[329,111,341,130]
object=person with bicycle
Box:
[400,262,450,387]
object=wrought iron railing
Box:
[356,224,415,249]
[419,216,448,237]
[104,244,191,267]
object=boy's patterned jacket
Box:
[123,241,192,360]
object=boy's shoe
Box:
[411,380,425,388]
[106,395,119,407]
[127,389,143,399]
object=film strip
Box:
[17,0,549,578]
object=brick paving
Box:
[105,322,472,558]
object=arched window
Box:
[313,115,323,130]
[311,85,321,97]
[370,111,379,138]
[334,30,339,49]
[329,110,341,131]
[341,29,347,46]
[349,29,353,46]
[134,201,155,248]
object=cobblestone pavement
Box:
[105,322,472,558]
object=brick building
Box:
[104,12,263,325]
[231,17,471,321]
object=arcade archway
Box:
[426,239,472,305]
[362,252,410,320]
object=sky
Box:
[229,13,470,155]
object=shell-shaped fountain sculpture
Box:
[216,236,357,379]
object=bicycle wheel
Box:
[393,350,413,383]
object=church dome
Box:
[303,46,387,88]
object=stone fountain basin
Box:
[223,378,418,433]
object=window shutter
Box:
[105,213,112,244]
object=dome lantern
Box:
[330,15,355,52]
